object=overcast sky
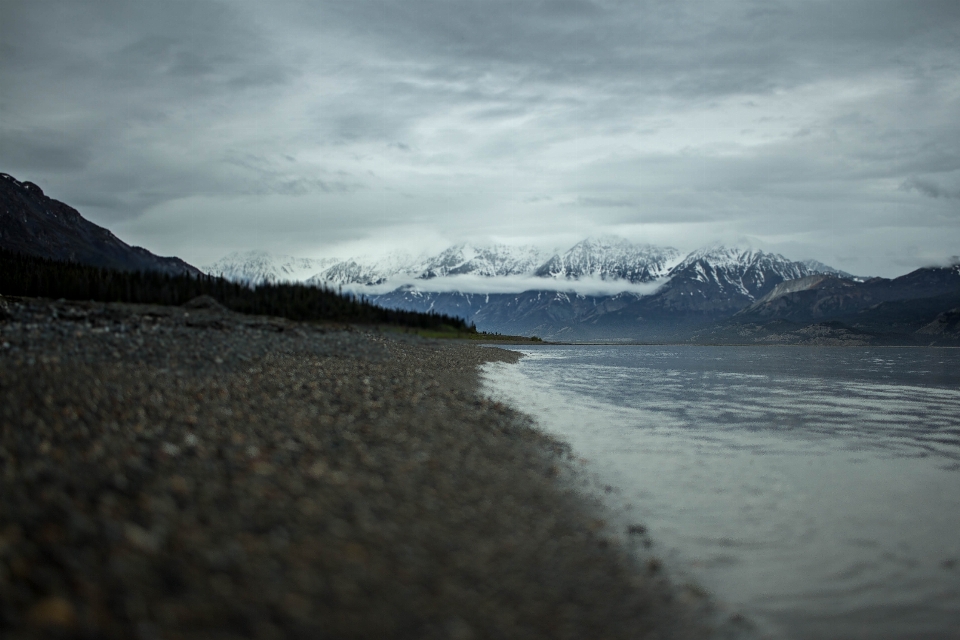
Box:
[2,1,959,276]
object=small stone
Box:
[182,295,226,311]
[125,523,160,554]
[343,542,367,564]
[253,461,274,475]
[26,597,77,630]
[169,475,191,494]
[446,617,476,640]
[306,461,327,479]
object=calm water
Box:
[481,346,960,640]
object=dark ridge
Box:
[0,172,199,276]
[0,248,475,331]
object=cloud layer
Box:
[340,274,668,297]
[2,1,959,276]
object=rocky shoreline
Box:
[1,296,715,639]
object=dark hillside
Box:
[0,173,198,276]
[737,265,960,324]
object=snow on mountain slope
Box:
[203,251,339,285]
[207,241,856,321]
[308,238,681,288]
[535,237,681,283]
[307,251,430,287]
[419,244,549,278]
[633,244,826,314]
[670,245,811,294]
[308,244,548,286]
[205,240,864,339]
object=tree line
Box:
[0,248,475,332]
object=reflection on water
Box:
[482,346,960,640]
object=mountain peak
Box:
[203,251,339,285]
[420,243,548,279]
[656,245,821,311]
[680,243,769,266]
[536,238,680,283]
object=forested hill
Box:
[0,248,474,332]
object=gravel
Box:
[0,295,720,639]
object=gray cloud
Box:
[1,0,959,274]
[900,177,960,200]
[575,196,636,209]
[0,128,94,171]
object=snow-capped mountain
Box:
[202,250,339,285]
[198,240,958,343]
[466,244,848,338]
[306,251,430,287]
[364,242,851,339]
[300,239,688,288]
[419,244,548,279]
[307,244,549,286]
[581,244,830,325]
[535,237,681,283]
[660,244,815,306]
[205,240,864,340]
[465,246,819,339]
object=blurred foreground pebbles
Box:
[0,296,713,639]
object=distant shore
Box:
[0,296,716,639]
[498,340,960,347]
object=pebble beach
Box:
[0,295,714,639]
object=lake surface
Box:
[481,345,960,640]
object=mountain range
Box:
[365,245,846,340]
[201,240,868,339]
[532,237,680,283]
[198,236,960,344]
[306,243,553,287]
[3,172,957,344]
[208,239,691,288]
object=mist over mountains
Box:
[203,239,873,340]
[3,171,957,345]
[204,251,339,287]
[204,240,960,344]
[206,239,717,290]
